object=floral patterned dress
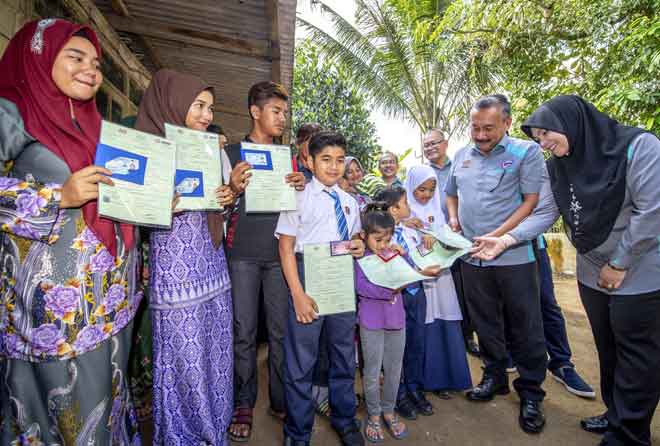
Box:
[0,98,142,445]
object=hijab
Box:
[134,69,224,248]
[344,156,363,178]
[0,19,134,256]
[521,95,646,253]
[404,165,445,227]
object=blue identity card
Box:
[240,148,273,170]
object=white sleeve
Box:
[275,210,300,238]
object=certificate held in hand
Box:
[165,123,223,211]
[303,242,356,316]
[240,142,296,213]
[95,121,176,228]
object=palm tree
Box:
[297,0,496,138]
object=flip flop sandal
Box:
[381,414,408,440]
[364,418,384,444]
[228,407,253,443]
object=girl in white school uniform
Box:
[404,166,472,394]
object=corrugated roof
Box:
[93,0,297,142]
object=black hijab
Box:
[521,95,646,254]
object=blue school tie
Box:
[394,226,420,295]
[394,226,409,252]
[324,189,350,241]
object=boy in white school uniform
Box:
[276,131,365,446]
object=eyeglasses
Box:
[423,139,446,148]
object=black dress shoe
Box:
[519,399,545,434]
[466,375,510,402]
[395,395,418,420]
[466,339,480,357]
[335,419,364,446]
[410,390,434,416]
[580,413,608,434]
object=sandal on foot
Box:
[364,418,384,444]
[382,414,408,440]
[228,407,253,443]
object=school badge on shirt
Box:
[461,159,471,168]
[428,215,434,224]
[344,206,350,215]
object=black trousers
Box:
[579,284,660,446]
[229,259,288,412]
[461,260,547,401]
[451,261,475,341]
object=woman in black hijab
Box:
[521,95,660,446]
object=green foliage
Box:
[297,0,497,137]
[443,0,660,134]
[292,40,382,170]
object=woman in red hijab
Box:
[0,19,141,445]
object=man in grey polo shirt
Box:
[423,128,479,357]
[446,95,548,434]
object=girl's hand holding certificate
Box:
[215,185,235,207]
[61,166,114,209]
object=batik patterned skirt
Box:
[151,290,233,446]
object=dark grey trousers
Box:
[229,258,288,411]
[579,284,660,446]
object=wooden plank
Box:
[110,0,130,17]
[106,13,272,60]
[265,0,282,83]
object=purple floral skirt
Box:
[151,290,233,445]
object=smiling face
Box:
[185,90,214,131]
[311,145,346,187]
[345,159,364,186]
[470,106,512,153]
[251,97,288,138]
[364,226,393,255]
[413,178,437,205]
[530,128,571,157]
[378,153,399,179]
[422,130,448,164]
[51,36,102,101]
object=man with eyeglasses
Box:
[378,151,403,188]
[423,129,480,358]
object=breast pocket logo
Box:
[501,160,514,170]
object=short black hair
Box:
[472,94,511,119]
[295,123,322,145]
[361,202,396,235]
[308,130,347,158]
[248,81,289,119]
[374,187,406,209]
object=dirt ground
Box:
[239,278,660,446]
[140,278,660,445]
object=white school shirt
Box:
[275,177,362,253]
